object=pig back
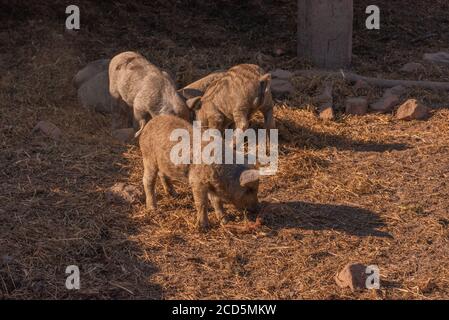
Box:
[139,115,192,182]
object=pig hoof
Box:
[196,221,210,232]
[146,204,157,211]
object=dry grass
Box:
[1,0,449,299]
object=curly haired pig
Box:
[139,114,260,230]
[185,64,275,133]
[109,51,191,137]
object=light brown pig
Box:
[139,114,260,231]
[186,64,275,133]
[109,51,191,137]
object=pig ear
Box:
[186,96,202,110]
[178,88,204,100]
[240,169,260,188]
[254,73,271,106]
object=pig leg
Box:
[190,183,209,231]
[133,104,148,138]
[233,109,249,132]
[208,192,227,224]
[143,160,158,211]
[158,173,178,197]
[232,109,249,148]
[262,107,275,130]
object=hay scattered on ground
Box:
[1,0,448,299]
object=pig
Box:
[109,51,191,137]
[178,70,226,99]
[73,59,110,89]
[185,64,275,133]
[139,114,260,230]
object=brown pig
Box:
[185,64,275,133]
[109,51,191,137]
[139,114,261,230]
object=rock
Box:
[335,263,369,292]
[386,85,407,96]
[370,85,406,113]
[319,106,334,120]
[345,97,368,115]
[423,52,449,66]
[370,95,400,113]
[73,59,110,89]
[271,78,294,98]
[313,81,334,120]
[77,70,115,114]
[353,79,370,91]
[112,128,135,143]
[106,183,142,204]
[400,62,425,73]
[396,99,429,120]
[270,68,293,80]
[31,121,62,140]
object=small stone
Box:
[112,128,135,143]
[386,85,407,96]
[423,52,449,66]
[31,121,62,140]
[319,106,334,120]
[370,86,405,113]
[345,97,368,115]
[270,79,294,98]
[396,99,429,120]
[335,263,369,292]
[400,62,425,73]
[106,183,142,204]
[370,95,400,113]
[270,68,293,80]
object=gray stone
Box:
[345,97,368,115]
[77,70,115,114]
[370,86,406,113]
[400,62,425,73]
[270,68,293,80]
[271,78,294,98]
[31,121,62,140]
[423,52,449,66]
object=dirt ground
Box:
[1,0,449,299]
